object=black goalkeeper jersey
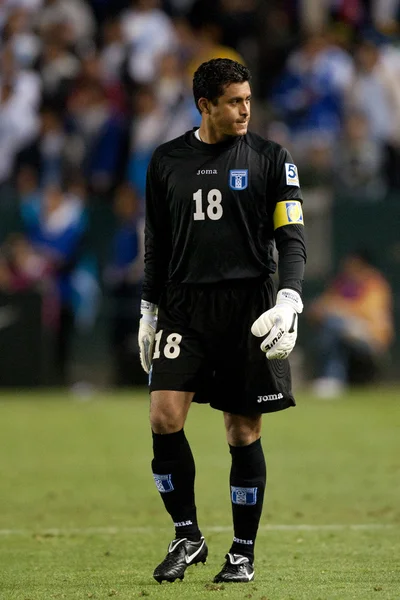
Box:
[142,129,304,304]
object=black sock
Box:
[228,438,266,561]
[151,429,201,541]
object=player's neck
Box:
[198,122,233,144]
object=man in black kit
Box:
[138,58,306,584]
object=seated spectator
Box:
[308,251,395,398]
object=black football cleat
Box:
[213,553,255,583]
[153,536,208,583]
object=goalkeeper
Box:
[138,58,307,585]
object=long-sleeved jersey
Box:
[142,129,306,304]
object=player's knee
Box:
[150,391,192,434]
[224,413,262,446]
[150,409,183,434]
[150,401,185,434]
[227,430,261,446]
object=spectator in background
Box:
[37,0,96,53]
[347,35,400,189]
[333,109,387,201]
[126,85,167,204]
[370,0,400,35]
[308,251,394,398]
[99,17,127,88]
[16,164,41,219]
[186,21,245,77]
[3,233,57,326]
[3,7,41,69]
[0,79,39,188]
[38,106,66,186]
[39,29,81,106]
[127,63,199,206]
[120,0,177,84]
[0,43,41,110]
[270,30,353,163]
[0,252,13,291]
[66,81,127,196]
[218,0,258,63]
[18,106,66,187]
[104,182,144,386]
[348,36,400,145]
[154,50,200,132]
[75,51,128,114]
[21,182,90,383]
[155,51,188,109]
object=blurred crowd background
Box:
[0,0,399,392]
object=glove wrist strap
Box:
[276,288,303,314]
[140,299,158,316]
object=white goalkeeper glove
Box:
[251,289,303,360]
[138,300,158,374]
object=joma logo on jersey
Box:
[229,169,248,190]
[197,169,218,175]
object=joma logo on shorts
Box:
[197,169,218,175]
[257,393,283,402]
[264,328,284,350]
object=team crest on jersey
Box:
[229,169,248,190]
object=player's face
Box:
[210,81,251,137]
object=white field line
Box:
[0,524,396,537]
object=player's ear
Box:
[198,97,210,114]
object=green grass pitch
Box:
[0,387,399,600]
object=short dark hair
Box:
[193,58,251,114]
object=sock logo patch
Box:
[231,486,258,506]
[153,473,174,493]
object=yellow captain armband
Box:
[273,200,304,230]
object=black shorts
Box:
[149,278,296,415]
